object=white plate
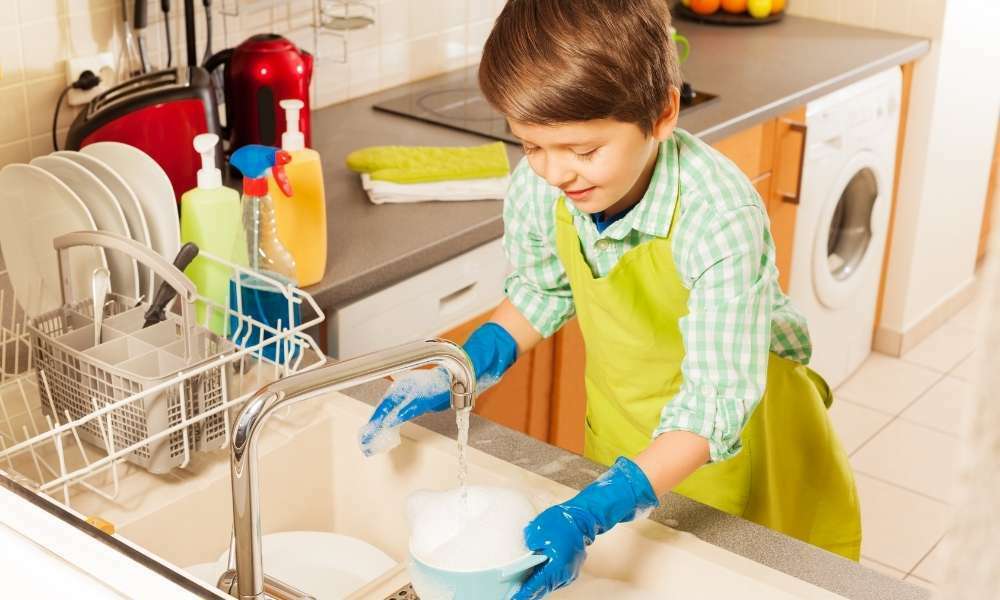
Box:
[0,164,107,317]
[54,151,155,300]
[81,142,180,265]
[191,531,396,599]
[30,156,140,299]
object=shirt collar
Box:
[565,135,680,240]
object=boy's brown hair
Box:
[479,0,683,135]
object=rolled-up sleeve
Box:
[502,159,575,338]
[654,203,772,462]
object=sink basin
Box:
[56,392,849,599]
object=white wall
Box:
[795,0,1000,350]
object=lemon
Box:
[748,0,772,18]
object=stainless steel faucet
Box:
[222,339,476,600]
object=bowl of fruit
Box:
[673,0,787,25]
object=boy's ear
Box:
[651,86,682,141]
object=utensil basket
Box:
[28,232,232,473]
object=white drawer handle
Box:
[439,281,478,318]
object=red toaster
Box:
[65,67,221,203]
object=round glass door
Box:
[827,167,878,281]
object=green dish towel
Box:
[345,142,510,184]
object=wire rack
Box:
[0,240,325,510]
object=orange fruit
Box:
[690,0,721,15]
[771,0,786,11]
[721,0,748,13]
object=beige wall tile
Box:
[17,0,60,24]
[0,141,31,168]
[19,18,68,81]
[0,86,29,145]
[407,32,447,81]
[440,25,468,70]
[908,0,946,38]
[379,39,410,88]
[811,0,841,23]
[26,76,74,137]
[348,46,380,93]
[441,0,469,30]
[0,26,24,87]
[786,0,814,18]
[872,0,912,34]
[468,0,495,23]
[380,0,409,44]
[410,0,447,39]
[839,0,876,28]
[28,130,62,158]
[467,18,493,57]
[67,8,116,59]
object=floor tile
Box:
[949,351,979,382]
[860,557,907,579]
[911,539,947,583]
[899,376,973,436]
[902,323,977,373]
[904,574,937,593]
[828,398,894,455]
[854,473,952,572]
[947,300,983,331]
[851,420,959,502]
[836,353,942,415]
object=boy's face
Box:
[508,90,680,216]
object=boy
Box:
[361,0,861,597]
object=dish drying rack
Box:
[0,231,325,509]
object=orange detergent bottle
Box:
[268,99,327,286]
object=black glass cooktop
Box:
[373,70,717,145]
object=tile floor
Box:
[828,290,986,593]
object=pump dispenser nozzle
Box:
[193,133,222,189]
[280,99,305,152]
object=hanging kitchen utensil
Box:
[118,0,144,79]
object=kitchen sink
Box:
[43,391,848,599]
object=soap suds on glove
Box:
[407,486,537,571]
[358,369,451,457]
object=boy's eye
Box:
[574,148,598,160]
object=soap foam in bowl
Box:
[406,485,547,600]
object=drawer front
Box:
[331,239,509,358]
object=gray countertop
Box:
[305,14,928,311]
[346,380,930,600]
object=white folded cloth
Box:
[361,173,510,205]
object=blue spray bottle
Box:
[228,145,301,364]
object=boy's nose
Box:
[543,158,577,190]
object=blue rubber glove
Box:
[512,457,659,600]
[358,322,517,456]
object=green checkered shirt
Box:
[503,129,812,462]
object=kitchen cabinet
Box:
[712,107,808,293]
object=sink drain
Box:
[385,583,418,599]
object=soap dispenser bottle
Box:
[229,144,297,282]
[179,133,248,335]
[269,98,327,286]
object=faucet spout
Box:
[226,338,476,600]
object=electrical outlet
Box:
[66,53,117,107]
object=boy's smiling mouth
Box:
[564,186,596,201]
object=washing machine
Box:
[788,67,902,388]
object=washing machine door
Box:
[812,151,887,309]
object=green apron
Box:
[553,195,862,561]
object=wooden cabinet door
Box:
[549,318,587,455]
[769,107,808,293]
[712,121,776,180]
[439,308,553,439]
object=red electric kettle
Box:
[205,34,314,154]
